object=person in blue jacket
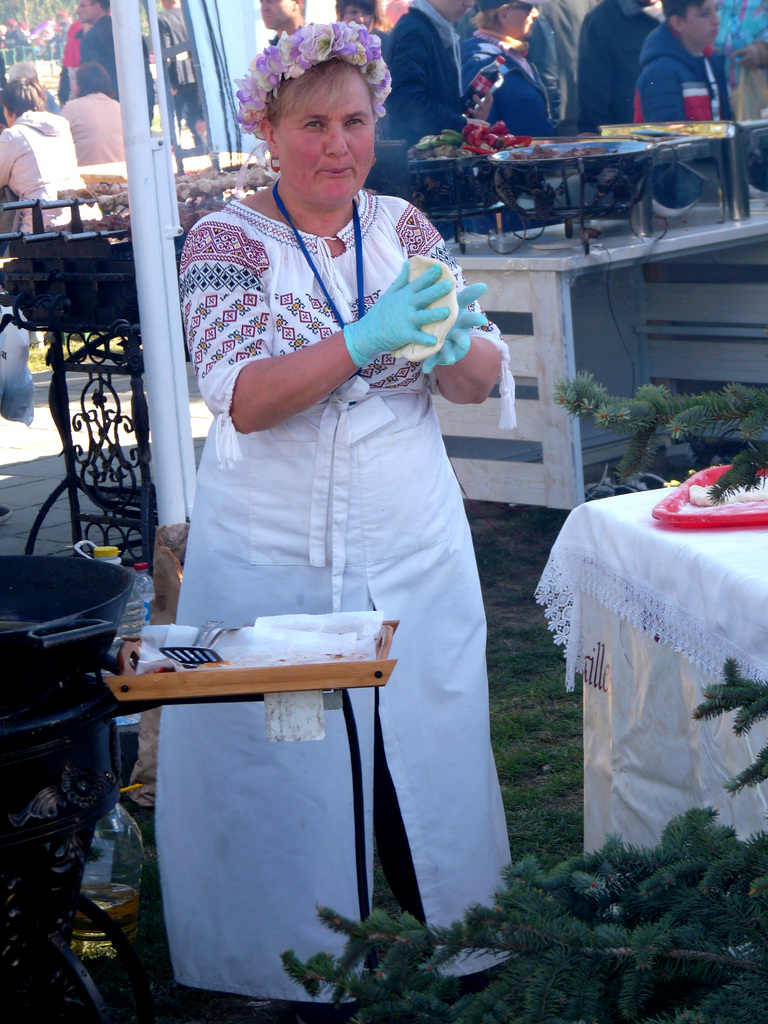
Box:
[461,0,553,138]
[634,0,731,122]
[385,0,491,148]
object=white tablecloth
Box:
[535,489,768,848]
[535,489,768,691]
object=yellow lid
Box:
[93,545,120,558]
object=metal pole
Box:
[110,0,197,525]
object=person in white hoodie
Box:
[0,76,85,232]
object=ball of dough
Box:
[390,255,459,362]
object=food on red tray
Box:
[651,465,768,528]
[688,479,768,506]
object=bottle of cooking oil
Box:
[71,801,143,957]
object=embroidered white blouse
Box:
[179,189,514,461]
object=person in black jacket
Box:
[539,0,596,135]
[75,0,154,119]
[384,0,491,147]
[527,10,562,128]
[577,0,663,133]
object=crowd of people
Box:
[0,1,206,165]
[384,0,767,147]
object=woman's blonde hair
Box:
[472,5,506,31]
[262,57,377,129]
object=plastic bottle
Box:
[90,543,122,566]
[114,563,153,727]
[118,565,145,641]
[118,562,154,641]
[132,562,154,627]
[71,801,144,957]
[461,55,506,112]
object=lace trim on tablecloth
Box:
[534,546,768,692]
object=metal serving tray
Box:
[489,138,656,227]
[601,121,768,219]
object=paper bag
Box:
[128,522,189,808]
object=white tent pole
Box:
[143,0,200,514]
[111,0,197,525]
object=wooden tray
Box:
[107,621,398,709]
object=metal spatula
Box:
[160,620,225,667]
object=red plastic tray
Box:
[652,465,768,528]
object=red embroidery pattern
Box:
[180,219,270,275]
[395,205,443,256]
[361,353,421,389]
[181,203,438,396]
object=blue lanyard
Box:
[272,182,365,329]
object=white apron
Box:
[156,379,510,1000]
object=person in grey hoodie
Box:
[0,76,85,232]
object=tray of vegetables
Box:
[408,122,532,160]
[407,122,530,219]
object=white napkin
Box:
[134,611,386,673]
[252,611,384,660]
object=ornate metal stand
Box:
[27,316,156,565]
[0,199,158,565]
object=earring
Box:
[270,154,280,172]
[372,154,377,165]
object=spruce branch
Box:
[554,373,768,490]
[283,809,768,1023]
[694,661,768,794]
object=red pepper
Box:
[489,120,507,135]
[460,143,495,154]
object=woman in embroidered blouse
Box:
[157,22,514,1023]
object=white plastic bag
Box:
[0,320,34,425]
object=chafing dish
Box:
[489,139,656,244]
[408,153,504,221]
[601,122,729,219]
[600,121,768,220]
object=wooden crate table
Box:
[450,204,768,509]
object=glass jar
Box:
[71,801,143,957]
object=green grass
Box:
[83,501,581,1022]
[28,341,48,373]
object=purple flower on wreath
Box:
[235,21,391,137]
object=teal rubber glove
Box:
[343,260,454,368]
[422,283,488,374]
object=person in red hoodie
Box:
[634,0,731,121]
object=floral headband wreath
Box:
[236,21,392,139]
